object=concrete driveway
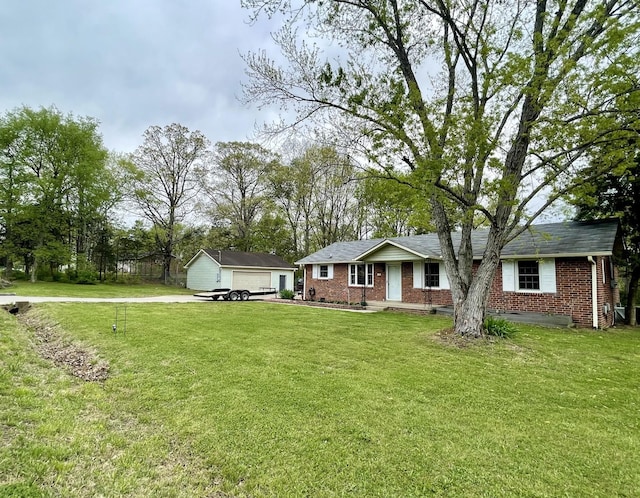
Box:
[0,294,214,305]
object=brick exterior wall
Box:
[487,258,596,327]
[400,262,454,307]
[305,263,387,304]
[304,256,620,328]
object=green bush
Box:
[5,269,27,281]
[36,267,53,281]
[279,289,295,299]
[109,273,142,284]
[484,316,517,338]
[51,271,64,282]
[76,270,98,285]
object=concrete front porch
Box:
[366,300,437,312]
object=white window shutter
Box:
[540,259,557,293]
[413,262,423,288]
[502,261,515,291]
[312,265,318,279]
[439,262,450,289]
[327,264,334,279]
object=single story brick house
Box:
[185,249,296,292]
[295,220,623,328]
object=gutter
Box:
[302,265,307,301]
[588,256,598,328]
[500,251,613,259]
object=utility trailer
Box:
[193,287,277,301]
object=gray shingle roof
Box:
[295,219,619,264]
[195,249,295,269]
[500,219,620,257]
[295,239,383,264]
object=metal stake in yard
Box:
[113,305,127,334]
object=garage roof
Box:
[186,249,295,269]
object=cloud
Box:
[0,0,282,152]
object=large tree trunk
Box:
[452,241,502,337]
[453,290,486,337]
[433,196,507,337]
[163,252,172,285]
[30,258,37,283]
[4,257,13,279]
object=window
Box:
[413,261,450,289]
[503,259,556,293]
[349,263,373,286]
[518,260,540,290]
[424,262,440,288]
[312,264,333,279]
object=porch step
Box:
[363,304,387,312]
[366,301,439,313]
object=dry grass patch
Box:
[17,308,109,382]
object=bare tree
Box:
[202,141,278,252]
[130,123,210,283]
[269,144,360,258]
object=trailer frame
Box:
[193,287,277,301]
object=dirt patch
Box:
[13,307,109,382]
[432,327,500,348]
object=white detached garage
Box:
[185,249,296,292]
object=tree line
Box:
[0,105,433,284]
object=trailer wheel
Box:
[241,290,250,301]
[229,291,240,301]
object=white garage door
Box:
[232,271,271,292]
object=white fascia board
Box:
[184,249,216,268]
[295,260,360,265]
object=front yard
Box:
[1,302,638,496]
[4,281,193,298]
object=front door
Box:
[279,274,287,291]
[387,264,402,301]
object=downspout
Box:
[588,256,598,328]
[302,265,307,301]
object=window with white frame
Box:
[518,260,540,290]
[312,263,333,279]
[349,263,373,286]
[319,265,329,278]
[424,262,440,288]
[502,259,556,293]
[413,261,450,289]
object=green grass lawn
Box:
[4,281,192,298]
[1,303,639,497]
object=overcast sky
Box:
[0,1,283,153]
